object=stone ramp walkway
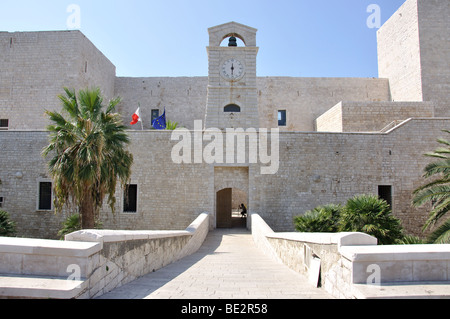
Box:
[98,228,333,299]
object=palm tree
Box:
[413,130,450,243]
[338,194,404,245]
[42,88,133,229]
[294,204,341,233]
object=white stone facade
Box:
[0,0,449,239]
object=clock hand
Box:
[231,63,234,75]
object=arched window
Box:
[224,104,241,113]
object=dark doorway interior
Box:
[216,188,247,228]
[378,185,393,208]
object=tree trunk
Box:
[80,191,96,229]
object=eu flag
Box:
[152,109,166,130]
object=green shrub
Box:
[0,210,17,237]
[57,214,103,239]
[58,214,82,239]
[338,194,404,245]
[294,194,405,245]
[294,204,342,233]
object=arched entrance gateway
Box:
[216,187,248,228]
[214,167,249,229]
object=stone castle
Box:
[0,0,449,239]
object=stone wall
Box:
[257,77,390,132]
[0,213,209,299]
[65,212,210,298]
[251,118,450,235]
[0,31,115,131]
[377,0,450,118]
[115,77,208,130]
[250,213,450,299]
[316,101,434,132]
[1,118,449,238]
[417,0,450,117]
[377,0,423,103]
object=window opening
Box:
[0,119,9,130]
[224,104,241,113]
[378,185,392,208]
[38,182,52,211]
[124,184,137,213]
[278,110,286,126]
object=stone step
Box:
[352,282,450,299]
[0,275,87,299]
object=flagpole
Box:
[138,103,143,131]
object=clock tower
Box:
[205,22,259,129]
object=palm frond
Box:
[43,88,133,229]
[427,219,450,244]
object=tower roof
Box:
[208,22,257,47]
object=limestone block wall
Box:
[115,77,208,130]
[377,0,423,103]
[251,118,450,236]
[115,76,390,132]
[1,118,449,239]
[416,0,450,117]
[316,101,434,132]
[66,213,210,298]
[377,0,450,118]
[0,31,116,131]
[257,77,390,132]
[315,102,343,132]
[0,131,69,238]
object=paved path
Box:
[98,228,333,299]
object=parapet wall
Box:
[316,101,434,132]
[0,213,210,299]
[250,213,450,299]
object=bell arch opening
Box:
[220,34,246,47]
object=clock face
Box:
[221,58,244,80]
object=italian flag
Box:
[130,107,141,125]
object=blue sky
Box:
[1,0,406,77]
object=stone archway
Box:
[216,187,249,228]
[214,166,249,228]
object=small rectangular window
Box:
[151,110,160,124]
[278,110,286,126]
[123,184,137,213]
[378,185,392,208]
[0,197,3,208]
[0,119,9,130]
[38,182,52,211]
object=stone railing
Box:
[0,212,210,299]
[249,213,450,299]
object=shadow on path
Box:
[97,229,243,299]
[98,228,333,299]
